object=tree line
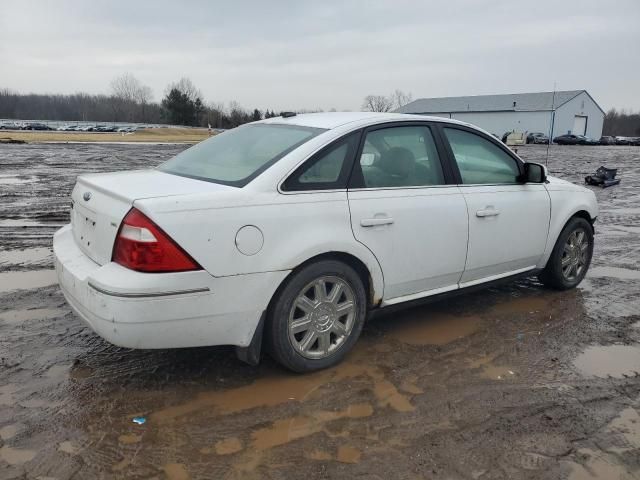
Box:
[0,74,292,129]
[6,77,634,136]
[602,109,640,136]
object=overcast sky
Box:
[2,1,639,111]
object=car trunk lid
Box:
[71,170,232,265]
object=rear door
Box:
[347,123,468,302]
[439,125,551,286]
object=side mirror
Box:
[522,162,547,183]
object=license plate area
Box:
[72,204,97,254]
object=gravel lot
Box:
[1,143,639,479]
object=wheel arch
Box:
[271,251,382,312]
[538,202,597,269]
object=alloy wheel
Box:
[288,276,357,359]
[561,228,590,282]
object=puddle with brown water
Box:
[250,403,373,451]
[163,463,190,480]
[386,312,480,346]
[0,446,37,465]
[201,437,243,455]
[118,434,142,445]
[151,350,414,424]
[336,445,361,464]
[0,269,57,292]
[488,295,550,315]
[574,345,640,378]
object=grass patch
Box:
[0,128,212,143]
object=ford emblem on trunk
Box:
[83,191,92,201]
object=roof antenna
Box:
[545,82,557,167]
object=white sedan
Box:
[54,112,598,372]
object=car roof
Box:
[257,111,473,130]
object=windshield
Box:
[158,123,326,187]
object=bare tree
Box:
[391,89,413,109]
[136,85,153,122]
[110,73,143,103]
[362,95,393,112]
[168,78,203,103]
[110,73,154,122]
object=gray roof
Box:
[396,90,596,114]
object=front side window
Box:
[159,124,325,187]
[357,126,445,188]
[444,128,521,184]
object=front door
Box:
[440,126,551,285]
[347,123,468,302]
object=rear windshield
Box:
[158,123,326,187]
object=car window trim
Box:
[347,121,456,190]
[281,130,362,192]
[435,123,525,186]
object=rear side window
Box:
[444,128,521,184]
[282,132,359,191]
[356,126,445,188]
[158,124,325,187]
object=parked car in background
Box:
[615,136,632,145]
[54,112,598,372]
[599,136,616,145]
[553,134,580,145]
[577,136,599,146]
[632,137,640,146]
[526,132,549,144]
[22,122,52,131]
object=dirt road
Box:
[1,144,639,479]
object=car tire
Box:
[265,260,367,372]
[539,217,594,290]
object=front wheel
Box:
[265,260,367,372]
[539,217,594,290]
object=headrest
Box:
[377,147,415,177]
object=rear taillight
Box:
[112,208,202,273]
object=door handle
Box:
[360,217,394,227]
[476,208,500,218]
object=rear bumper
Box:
[53,225,289,349]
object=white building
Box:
[396,90,604,139]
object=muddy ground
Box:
[1,143,639,480]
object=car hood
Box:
[545,175,590,193]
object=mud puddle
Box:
[0,269,57,292]
[385,311,481,346]
[0,246,53,267]
[574,345,640,378]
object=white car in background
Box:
[54,112,598,372]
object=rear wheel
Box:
[539,217,593,290]
[266,260,367,372]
